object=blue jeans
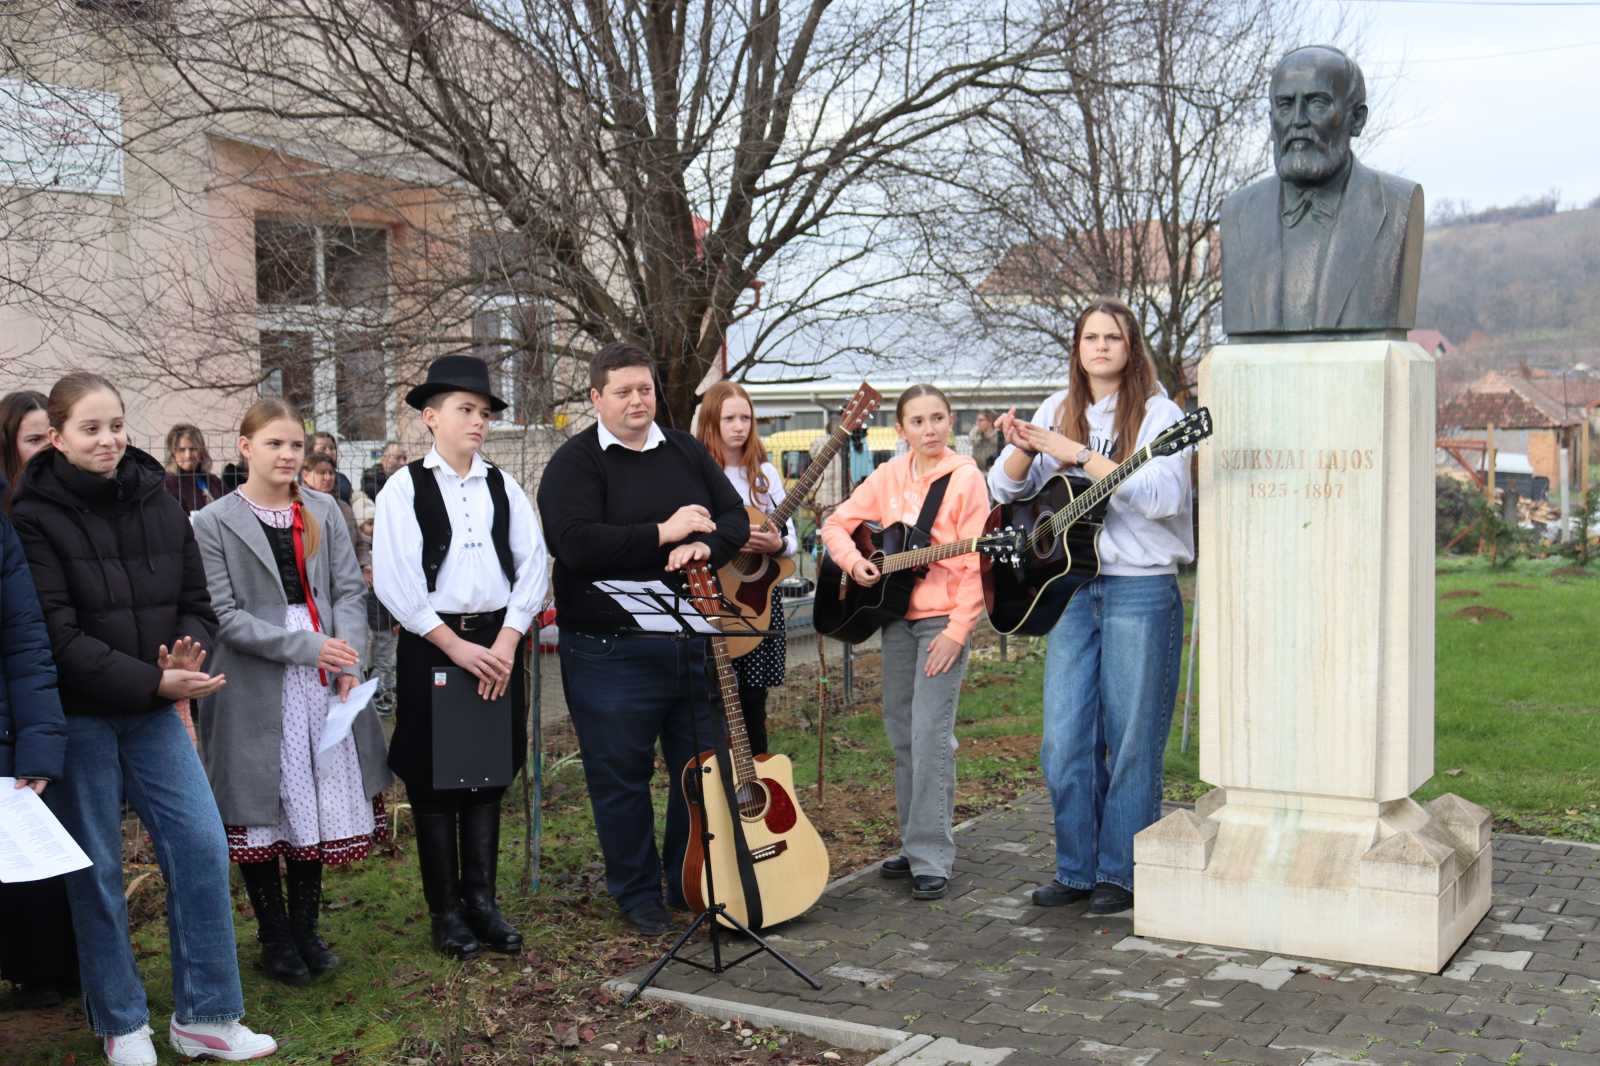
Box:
[47,710,244,1037]
[559,632,722,912]
[1042,574,1183,892]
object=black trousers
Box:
[558,631,721,913]
[735,682,770,757]
[0,876,78,989]
[389,615,526,797]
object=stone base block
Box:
[1133,789,1492,973]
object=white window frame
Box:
[255,222,391,446]
[475,292,555,429]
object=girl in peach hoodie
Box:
[820,385,988,901]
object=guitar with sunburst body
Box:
[719,382,881,657]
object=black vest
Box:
[409,457,515,593]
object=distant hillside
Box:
[1417,205,1600,363]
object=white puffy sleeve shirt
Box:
[372,448,551,637]
[722,461,799,557]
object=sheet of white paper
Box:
[593,579,719,634]
[318,677,380,755]
[0,778,93,883]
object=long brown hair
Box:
[164,422,214,477]
[1057,299,1159,461]
[239,398,320,556]
[696,381,773,506]
[0,390,47,508]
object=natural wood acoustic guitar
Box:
[680,565,829,930]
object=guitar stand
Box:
[587,584,819,1005]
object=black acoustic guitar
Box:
[982,408,1212,636]
[814,524,1023,645]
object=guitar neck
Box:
[1056,445,1153,530]
[706,634,758,785]
[775,423,855,526]
[879,536,980,575]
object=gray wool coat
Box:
[192,487,391,826]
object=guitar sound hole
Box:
[736,780,769,822]
[1031,510,1057,560]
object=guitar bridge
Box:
[749,840,789,863]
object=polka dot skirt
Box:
[225,602,387,867]
[732,595,787,689]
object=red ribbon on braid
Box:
[290,499,329,686]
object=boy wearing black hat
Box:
[372,355,549,959]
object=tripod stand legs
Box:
[622,904,822,1006]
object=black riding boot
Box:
[286,859,340,975]
[414,810,481,960]
[459,800,522,954]
[238,861,312,985]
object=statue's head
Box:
[1270,45,1367,187]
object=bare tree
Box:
[109,0,1122,426]
[895,0,1343,395]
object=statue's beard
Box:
[1275,137,1345,185]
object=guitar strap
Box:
[906,473,954,559]
[711,739,766,931]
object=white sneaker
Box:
[168,1017,278,1060]
[104,1025,158,1066]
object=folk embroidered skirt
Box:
[225,603,386,866]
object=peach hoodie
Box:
[820,448,989,644]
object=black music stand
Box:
[581,579,821,1003]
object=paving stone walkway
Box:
[625,793,1600,1065]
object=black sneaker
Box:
[1030,881,1093,907]
[880,856,911,879]
[623,901,674,935]
[911,875,948,900]
[1087,883,1134,915]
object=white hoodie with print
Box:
[987,386,1195,576]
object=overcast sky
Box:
[1347,0,1600,211]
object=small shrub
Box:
[1436,475,1480,552]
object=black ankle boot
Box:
[286,859,340,975]
[414,811,481,960]
[459,801,522,954]
[238,861,312,985]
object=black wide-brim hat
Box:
[404,354,509,412]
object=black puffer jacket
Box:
[0,506,65,779]
[11,447,217,716]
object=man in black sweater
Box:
[538,342,748,934]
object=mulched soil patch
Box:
[1440,589,1481,599]
[1492,581,1537,589]
[1451,605,1513,622]
[388,941,876,1065]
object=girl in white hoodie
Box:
[989,299,1194,917]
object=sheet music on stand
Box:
[587,578,764,640]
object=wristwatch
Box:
[1074,446,1093,466]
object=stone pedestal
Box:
[1133,340,1492,973]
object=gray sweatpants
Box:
[367,629,398,700]
[880,615,970,879]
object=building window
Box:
[259,330,315,415]
[472,295,555,426]
[255,221,317,306]
[254,218,391,445]
[335,332,388,441]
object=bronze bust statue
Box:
[1221,46,1423,337]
